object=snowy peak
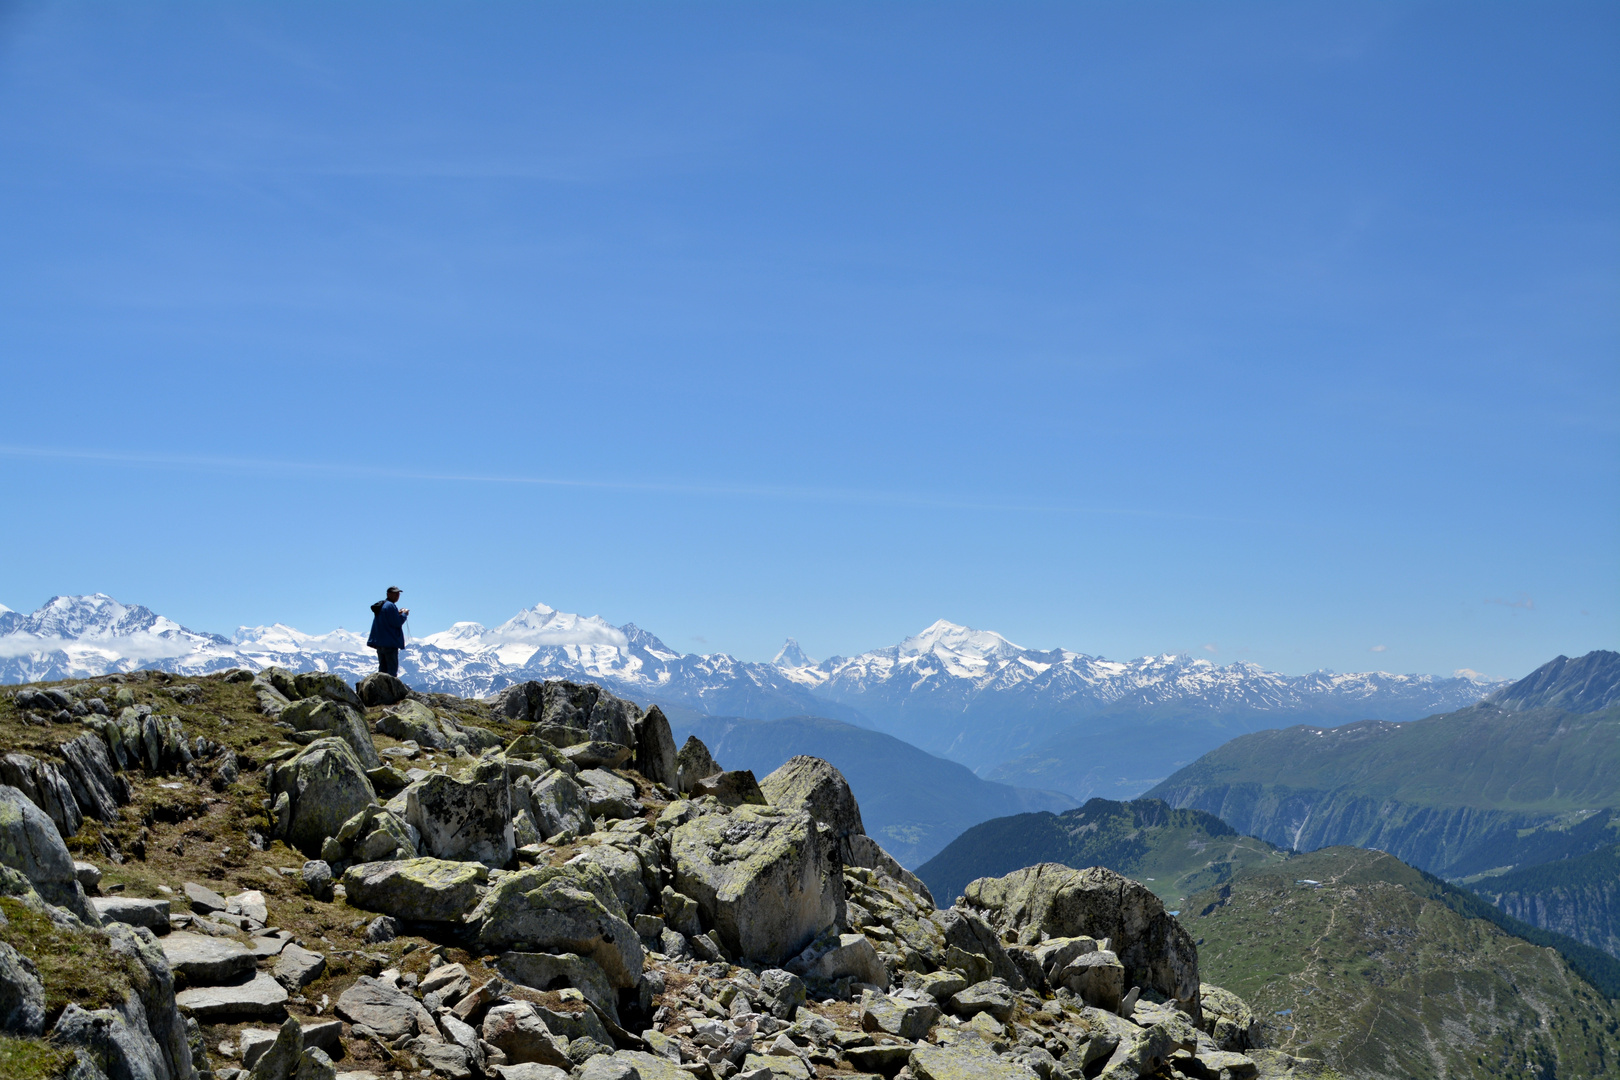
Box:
[774,638,816,668]
[487,603,628,649]
[897,619,1025,662]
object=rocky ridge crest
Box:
[0,667,1333,1080]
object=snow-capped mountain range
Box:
[0,594,1503,794]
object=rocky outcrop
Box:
[341,858,486,923]
[674,736,720,794]
[0,671,1336,1080]
[669,802,844,965]
[961,863,1201,1020]
[281,698,382,771]
[472,864,644,988]
[0,783,99,924]
[266,738,378,858]
[405,761,514,866]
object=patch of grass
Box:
[0,1036,75,1080]
[0,897,133,1021]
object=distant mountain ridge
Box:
[0,595,1500,797]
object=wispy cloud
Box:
[1485,594,1535,611]
[0,444,1275,525]
[1370,644,1388,653]
[1201,643,1218,654]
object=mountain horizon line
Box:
[0,591,1508,683]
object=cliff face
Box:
[1475,846,1620,958]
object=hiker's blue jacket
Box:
[368,601,407,649]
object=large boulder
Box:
[293,671,363,708]
[760,756,864,855]
[496,952,619,1022]
[266,739,378,859]
[498,681,642,752]
[335,976,434,1039]
[669,804,844,965]
[357,672,410,707]
[575,769,641,820]
[630,706,678,790]
[0,753,84,839]
[0,783,99,923]
[960,864,1200,1019]
[472,864,644,987]
[103,921,197,1080]
[341,858,486,923]
[405,760,514,866]
[0,940,45,1035]
[674,737,721,794]
[515,771,594,842]
[280,699,382,771]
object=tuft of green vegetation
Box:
[0,897,134,1021]
[916,797,1290,907]
[0,1036,74,1080]
[1186,847,1620,1079]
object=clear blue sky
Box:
[1,2,1615,680]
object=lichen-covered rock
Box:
[0,782,99,923]
[567,841,653,918]
[674,736,721,794]
[375,701,454,750]
[496,951,619,1022]
[760,756,864,853]
[341,858,486,923]
[405,759,513,866]
[280,699,382,771]
[0,752,84,839]
[575,769,642,820]
[631,705,678,790]
[929,907,1026,990]
[292,671,362,708]
[518,771,594,841]
[357,672,410,708]
[266,739,377,859]
[692,769,767,807]
[860,992,941,1040]
[332,803,417,865]
[472,863,644,987]
[961,863,1199,1018]
[559,741,633,770]
[910,1041,1039,1080]
[104,921,198,1080]
[0,939,45,1036]
[1200,982,1263,1052]
[669,804,844,965]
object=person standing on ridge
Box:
[367,586,409,678]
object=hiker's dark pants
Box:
[377,647,399,677]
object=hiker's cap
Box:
[387,586,402,593]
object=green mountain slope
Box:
[1145,652,1620,950]
[671,713,1076,868]
[915,796,1290,907]
[1185,847,1620,1080]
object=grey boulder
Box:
[357,672,410,708]
[0,782,99,924]
[266,739,377,859]
[405,760,514,866]
[0,939,45,1036]
[473,864,644,988]
[161,932,257,985]
[340,858,486,923]
[669,804,844,965]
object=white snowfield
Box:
[0,594,1500,771]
